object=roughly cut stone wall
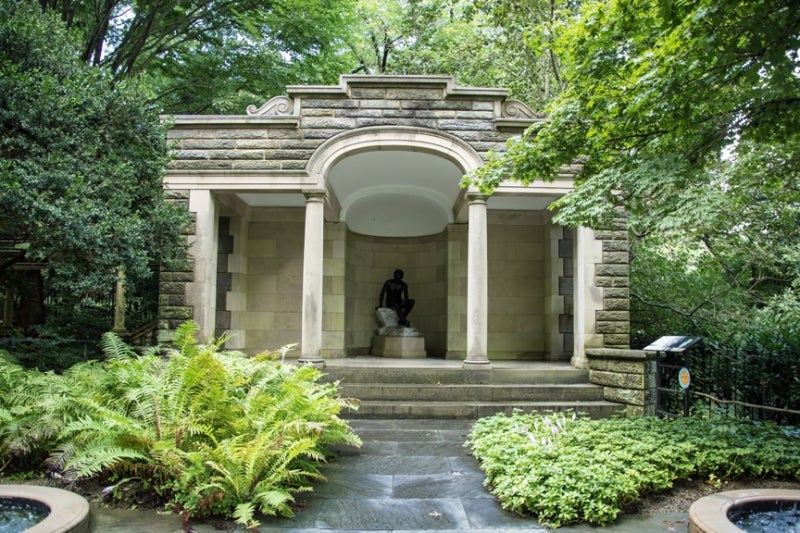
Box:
[594,227,631,349]
[158,189,193,342]
[587,348,656,416]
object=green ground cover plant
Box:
[0,321,360,528]
[467,411,800,528]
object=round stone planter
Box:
[0,485,90,533]
[689,488,800,532]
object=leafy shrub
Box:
[0,337,102,372]
[466,411,800,528]
[0,322,361,528]
[632,234,800,423]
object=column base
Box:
[462,357,492,368]
[462,359,492,384]
[297,356,326,369]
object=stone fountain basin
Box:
[0,485,90,533]
[689,488,800,533]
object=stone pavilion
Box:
[159,75,630,369]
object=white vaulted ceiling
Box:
[327,150,463,237]
[234,148,562,236]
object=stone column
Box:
[111,270,128,335]
[188,189,218,342]
[299,191,326,367]
[463,193,491,369]
[573,226,604,369]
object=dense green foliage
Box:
[465,0,800,304]
[0,322,360,528]
[348,0,576,109]
[0,0,189,330]
[465,0,800,412]
[32,0,573,114]
[468,0,800,229]
[35,0,359,114]
[467,411,800,528]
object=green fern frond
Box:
[61,445,150,480]
[101,331,136,360]
[252,489,295,518]
[233,502,258,528]
[172,320,199,357]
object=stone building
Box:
[160,75,630,369]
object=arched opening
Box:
[309,127,483,357]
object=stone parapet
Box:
[166,76,542,175]
[586,348,656,417]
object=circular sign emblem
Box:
[678,367,691,389]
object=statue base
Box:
[372,307,426,358]
[372,335,426,358]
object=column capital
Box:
[466,191,489,204]
[303,189,327,202]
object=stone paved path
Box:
[89,418,689,532]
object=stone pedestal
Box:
[372,335,427,358]
[372,307,426,358]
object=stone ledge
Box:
[587,347,651,360]
[167,115,300,128]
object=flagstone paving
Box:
[88,419,689,532]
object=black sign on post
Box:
[645,336,702,418]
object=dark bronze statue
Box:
[378,269,415,326]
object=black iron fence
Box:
[44,275,158,331]
[690,344,800,426]
[652,337,800,425]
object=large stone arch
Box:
[307,125,485,180]
[307,126,484,234]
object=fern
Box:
[172,320,199,358]
[101,331,136,360]
[2,320,361,528]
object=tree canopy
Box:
[347,0,578,110]
[468,0,800,229]
[0,0,189,314]
[34,0,576,114]
[36,0,359,114]
[467,0,800,309]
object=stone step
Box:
[307,357,623,420]
[339,382,605,402]
[344,400,623,420]
[321,364,589,385]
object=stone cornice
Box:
[164,115,299,128]
[286,74,510,100]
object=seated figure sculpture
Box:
[377,269,415,327]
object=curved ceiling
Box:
[328,150,463,237]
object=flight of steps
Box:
[319,359,623,419]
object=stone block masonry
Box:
[587,348,656,416]
[166,77,545,176]
[595,222,631,349]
